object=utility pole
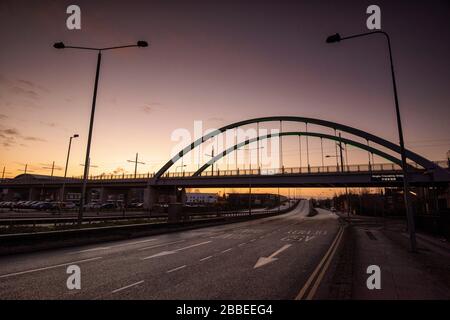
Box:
[61,134,79,201]
[205,145,215,174]
[79,159,98,178]
[337,133,350,217]
[248,180,252,216]
[18,164,33,175]
[42,161,59,177]
[127,153,146,178]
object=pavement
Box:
[318,213,450,300]
[0,200,343,300]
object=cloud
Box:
[40,121,57,128]
[24,136,47,142]
[10,86,39,100]
[0,75,49,109]
[140,105,153,114]
[0,114,8,120]
[40,163,63,171]
[112,167,128,175]
[139,102,163,114]
[17,79,50,93]
[208,117,226,122]
[0,127,46,147]
[1,128,20,136]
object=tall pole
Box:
[326,30,416,251]
[211,146,214,174]
[50,161,55,177]
[127,153,146,178]
[78,51,102,225]
[306,123,310,171]
[64,136,74,178]
[61,135,75,202]
[134,153,138,178]
[257,122,260,169]
[339,133,350,217]
[1,166,5,180]
[248,181,252,216]
[386,34,417,251]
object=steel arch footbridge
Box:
[149,116,450,188]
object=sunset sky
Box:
[1,0,449,193]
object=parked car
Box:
[100,202,116,210]
[62,202,77,209]
[128,202,143,208]
[31,201,45,209]
[84,202,101,210]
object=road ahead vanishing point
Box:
[0,200,341,300]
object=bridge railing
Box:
[195,163,409,177]
[20,161,446,182]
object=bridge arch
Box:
[192,131,404,176]
[154,116,446,180]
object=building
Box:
[226,193,286,207]
[186,192,218,205]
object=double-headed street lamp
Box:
[54,40,148,224]
[326,30,417,251]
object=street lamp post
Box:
[326,31,417,251]
[54,41,148,224]
[61,134,79,201]
[175,165,187,175]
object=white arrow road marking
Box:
[142,241,212,260]
[253,244,292,269]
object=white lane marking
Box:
[250,239,256,242]
[69,238,158,254]
[254,244,292,269]
[142,241,212,260]
[0,257,103,279]
[70,247,111,254]
[221,248,233,253]
[138,240,186,251]
[238,243,246,247]
[112,238,158,248]
[167,265,186,273]
[112,280,144,294]
[200,255,213,261]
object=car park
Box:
[100,202,116,210]
[62,202,77,209]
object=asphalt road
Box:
[0,200,341,299]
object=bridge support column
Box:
[28,187,39,201]
[99,187,109,203]
[144,186,158,209]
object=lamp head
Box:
[137,40,149,47]
[326,33,341,43]
[53,42,66,49]
[73,134,79,138]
